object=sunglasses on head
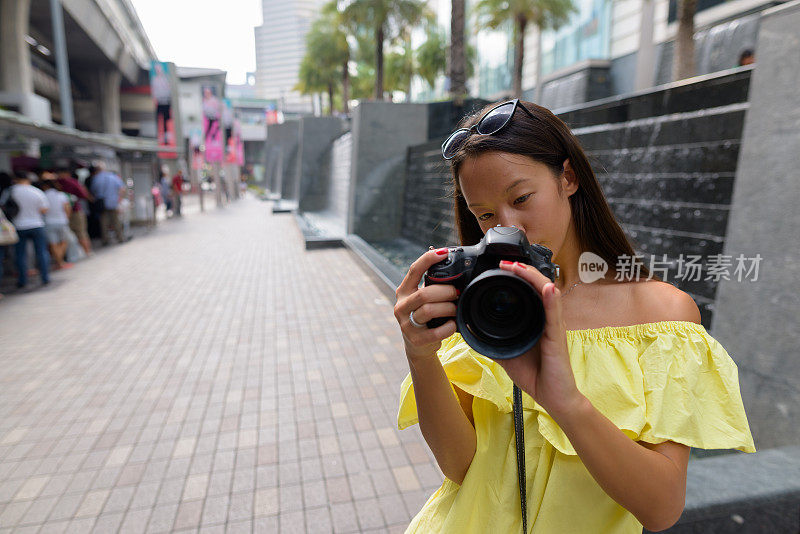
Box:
[441,99,536,160]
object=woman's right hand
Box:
[394,248,459,362]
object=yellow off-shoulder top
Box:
[397,320,756,533]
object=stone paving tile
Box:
[0,197,444,532]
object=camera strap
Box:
[513,384,527,533]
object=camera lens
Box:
[472,285,527,341]
[457,269,545,359]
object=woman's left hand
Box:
[496,261,586,419]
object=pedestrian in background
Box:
[171,169,184,217]
[86,165,103,239]
[159,166,172,217]
[0,170,50,288]
[40,174,72,270]
[56,167,93,256]
[89,161,125,246]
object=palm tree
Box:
[474,0,575,99]
[416,27,448,90]
[342,0,429,100]
[417,25,476,92]
[349,31,379,100]
[673,0,697,80]
[385,41,415,101]
[321,1,355,113]
[295,56,329,113]
[294,17,348,114]
[450,0,467,101]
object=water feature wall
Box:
[300,130,352,238]
[296,117,347,213]
[328,131,352,232]
[401,67,753,327]
[566,68,752,326]
[347,102,429,242]
[401,142,457,248]
[264,121,300,201]
[654,13,760,86]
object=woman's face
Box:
[458,151,577,256]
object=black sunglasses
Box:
[441,99,536,160]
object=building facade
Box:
[254,0,324,114]
[410,0,775,108]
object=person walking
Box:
[171,169,184,217]
[88,161,125,245]
[0,170,50,288]
[40,175,72,270]
[159,167,172,217]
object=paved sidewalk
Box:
[0,197,441,533]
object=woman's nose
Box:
[496,213,524,233]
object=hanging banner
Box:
[149,61,177,159]
[223,99,237,164]
[226,117,243,165]
[201,85,223,162]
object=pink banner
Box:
[202,85,223,162]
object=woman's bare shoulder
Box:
[629,280,702,325]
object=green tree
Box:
[320,1,355,113]
[342,0,430,100]
[416,25,476,93]
[416,27,447,90]
[294,15,349,114]
[474,0,575,99]
[349,30,378,100]
[385,40,414,100]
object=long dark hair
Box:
[448,100,655,281]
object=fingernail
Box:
[455,289,461,296]
[435,248,448,255]
[500,260,513,266]
[550,284,557,295]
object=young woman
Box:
[393,100,755,533]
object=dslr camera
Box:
[424,226,559,359]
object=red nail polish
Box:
[435,247,449,255]
[500,260,513,266]
[455,289,461,296]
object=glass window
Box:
[541,0,612,76]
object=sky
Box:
[130,0,263,85]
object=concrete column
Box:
[634,0,656,91]
[711,0,800,450]
[0,0,32,95]
[49,0,74,128]
[99,70,122,135]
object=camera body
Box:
[424,226,560,359]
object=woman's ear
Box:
[561,159,579,197]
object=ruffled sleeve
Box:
[535,321,756,455]
[397,333,513,430]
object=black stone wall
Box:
[401,143,457,248]
[402,68,753,327]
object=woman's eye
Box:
[478,213,493,221]
[513,193,532,205]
